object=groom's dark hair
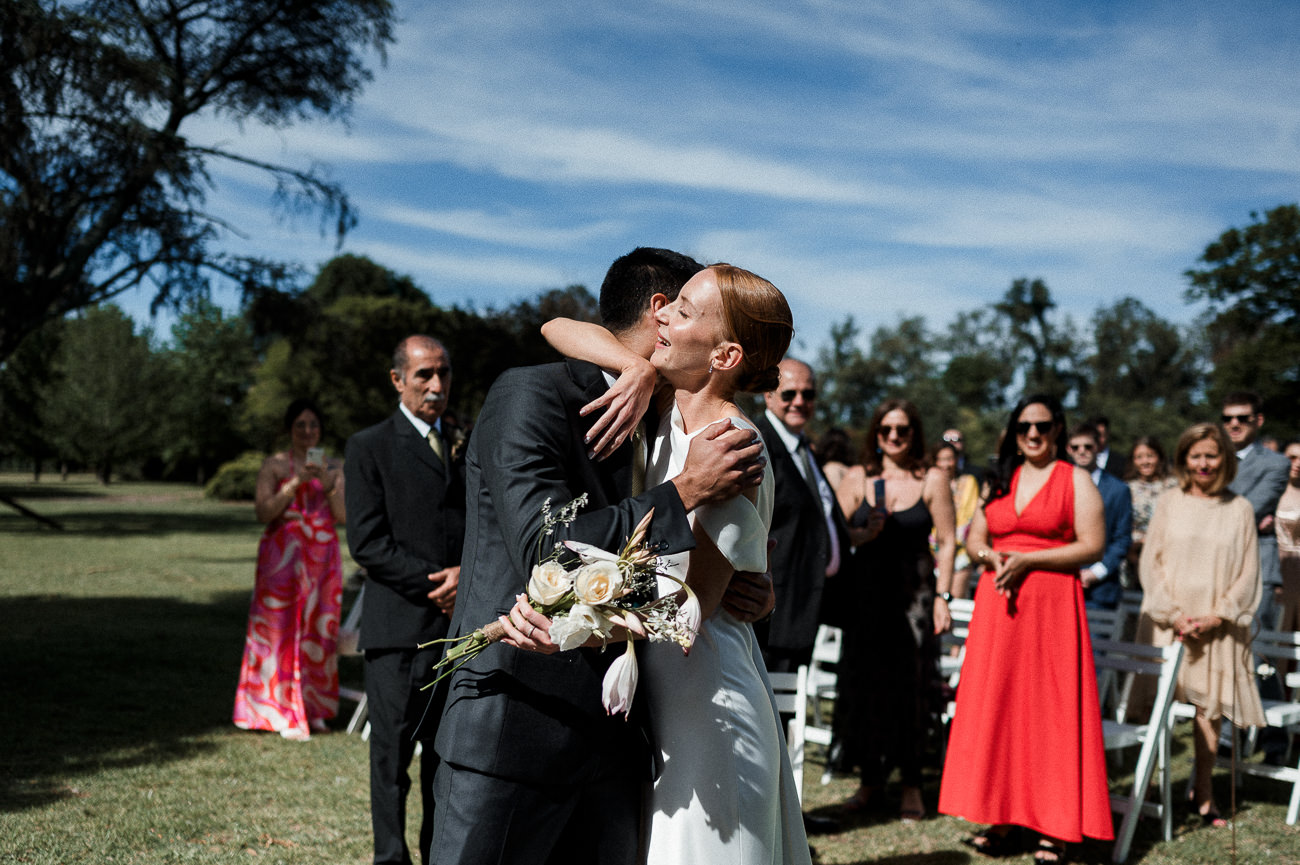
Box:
[599,247,704,333]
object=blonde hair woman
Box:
[1139,422,1266,826]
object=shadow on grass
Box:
[0,590,254,813]
[0,484,103,501]
[0,505,258,537]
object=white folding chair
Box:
[1095,638,1185,864]
[768,665,811,802]
[1233,628,1300,824]
[939,598,975,728]
[806,624,841,730]
[337,582,370,737]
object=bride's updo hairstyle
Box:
[710,263,794,393]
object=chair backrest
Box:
[1252,628,1300,696]
[1094,638,1184,726]
[940,598,975,685]
[338,582,366,657]
[768,668,809,731]
[1087,606,1125,643]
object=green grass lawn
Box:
[1,475,1296,864]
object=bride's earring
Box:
[708,362,715,374]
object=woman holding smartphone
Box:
[832,398,956,822]
[234,398,346,741]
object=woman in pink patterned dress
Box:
[233,399,346,740]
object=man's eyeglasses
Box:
[942,433,963,443]
[1221,413,1255,425]
[879,424,912,438]
[779,389,817,403]
[1015,420,1055,436]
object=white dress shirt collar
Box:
[399,402,440,439]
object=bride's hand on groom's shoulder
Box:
[673,422,766,511]
[581,356,657,461]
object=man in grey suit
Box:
[425,248,766,865]
[1222,391,1290,625]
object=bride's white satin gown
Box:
[639,407,811,865]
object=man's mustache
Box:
[423,393,446,404]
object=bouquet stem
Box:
[418,619,509,690]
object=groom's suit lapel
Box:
[565,359,638,507]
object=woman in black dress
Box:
[832,399,956,822]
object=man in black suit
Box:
[426,248,766,865]
[345,336,465,865]
[754,357,850,672]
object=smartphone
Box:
[306,447,325,467]
[872,478,887,513]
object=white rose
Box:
[574,561,623,605]
[528,561,572,606]
[549,604,602,652]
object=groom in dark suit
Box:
[345,336,465,865]
[426,248,766,865]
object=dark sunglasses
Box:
[1221,413,1255,425]
[779,389,817,402]
[879,424,912,437]
[1015,420,1055,436]
[1067,442,1096,451]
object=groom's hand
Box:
[722,571,776,622]
[673,420,766,511]
[721,538,777,622]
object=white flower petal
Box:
[676,593,701,654]
[549,603,601,652]
[563,539,620,564]
[601,640,639,716]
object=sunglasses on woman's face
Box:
[1015,420,1055,436]
[879,424,912,438]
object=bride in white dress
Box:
[541,264,811,865]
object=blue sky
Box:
[125,0,1300,358]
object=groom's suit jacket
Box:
[428,359,696,786]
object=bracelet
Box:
[977,548,993,564]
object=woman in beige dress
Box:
[1139,422,1266,825]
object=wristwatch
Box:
[939,592,954,603]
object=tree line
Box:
[4,4,1295,490]
[1,204,1296,490]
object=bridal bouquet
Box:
[420,495,700,716]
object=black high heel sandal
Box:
[962,825,1021,857]
[1034,838,1068,864]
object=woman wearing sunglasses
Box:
[832,398,956,823]
[938,394,1110,864]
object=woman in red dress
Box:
[938,394,1110,864]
